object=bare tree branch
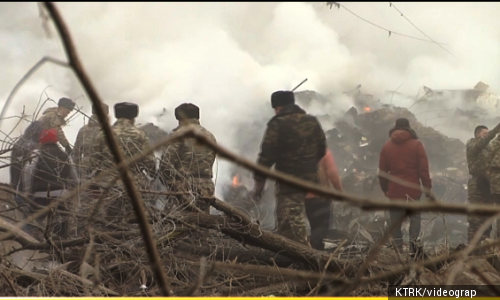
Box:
[41,2,171,296]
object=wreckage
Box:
[223,89,470,251]
[0,86,496,296]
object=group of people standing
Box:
[13,89,491,253]
[10,98,217,237]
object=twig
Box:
[358,238,500,285]
[307,240,345,296]
[378,171,438,202]
[42,2,171,296]
[0,56,69,128]
[470,266,500,296]
[445,212,500,285]
[1,273,18,296]
[185,260,347,284]
[350,211,408,290]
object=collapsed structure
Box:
[2,84,500,296]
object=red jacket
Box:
[306,149,343,198]
[378,129,432,200]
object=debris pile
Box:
[139,123,169,147]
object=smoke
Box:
[2,2,500,196]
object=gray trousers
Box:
[389,210,421,246]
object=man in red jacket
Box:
[378,118,432,253]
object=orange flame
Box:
[232,175,241,187]
[363,106,371,112]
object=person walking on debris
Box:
[37,97,76,155]
[378,118,431,254]
[10,119,46,191]
[22,128,78,238]
[90,102,156,222]
[484,124,500,240]
[305,148,343,250]
[73,103,109,180]
[252,91,326,247]
[158,103,217,213]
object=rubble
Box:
[2,86,498,296]
[138,123,169,147]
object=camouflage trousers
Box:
[468,176,495,242]
[275,192,310,246]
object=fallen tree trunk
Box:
[174,240,298,268]
[175,211,358,275]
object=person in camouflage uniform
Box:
[73,103,109,179]
[10,97,75,195]
[90,102,156,223]
[158,103,216,213]
[37,97,76,155]
[467,124,500,242]
[252,91,326,246]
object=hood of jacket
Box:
[390,128,417,145]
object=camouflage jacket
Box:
[254,104,326,194]
[466,127,499,175]
[90,118,156,186]
[73,114,103,165]
[488,136,500,170]
[37,107,70,148]
[159,119,216,186]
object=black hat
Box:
[394,118,411,129]
[271,91,295,108]
[58,97,76,110]
[175,103,200,120]
[114,102,139,119]
[92,103,109,115]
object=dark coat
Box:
[31,143,76,193]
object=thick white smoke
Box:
[2,2,500,197]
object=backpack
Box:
[23,120,45,142]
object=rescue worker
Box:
[378,118,431,254]
[252,91,326,246]
[305,148,343,250]
[90,102,156,222]
[23,128,78,238]
[73,103,109,179]
[482,124,500,241]
[158,103,216,213]
[37,97,76,155]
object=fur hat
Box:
[271,91,295,108]
[92,103,109,115]
[39,128,58,144]
[175,103,200,120]
[114,102,139,119]
[394,118,411,129]
[58,97,76,110]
